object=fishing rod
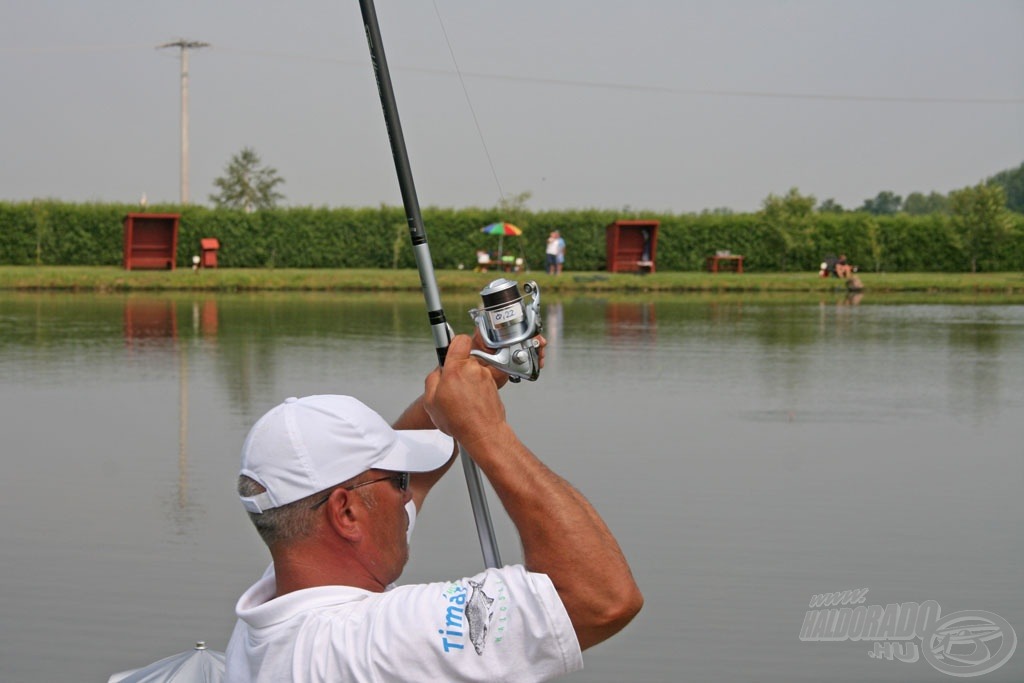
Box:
[357,0,502,569]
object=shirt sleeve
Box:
[312,565,583,682]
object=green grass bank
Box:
[2,266,1023,302]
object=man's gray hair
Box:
[237,475,322,547]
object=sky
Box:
[1,0,1022,214]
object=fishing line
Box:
[430,0,507,203]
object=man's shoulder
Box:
[229,565,581,682]
[385,565,560,623]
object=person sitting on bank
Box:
[836,254,856,278]
[474,249,492,272]
[225,334,643,682]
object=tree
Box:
[858,191,902,215]
[497,190,531,211]
[949,183,1011,272]
[760,187,816,270]
[817,198,845,214]
[986,161,1024,213]
[762,187,816,222]
[495,190,532,227]
[903,191,949,215]
[209,147,285,212]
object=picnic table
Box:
[706,254,744,273]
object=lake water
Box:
[1,290,1021,682]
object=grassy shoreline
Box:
[1,266,1023,300]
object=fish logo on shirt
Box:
[437,578,496,655]
[465,579,495,655]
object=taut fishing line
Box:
[429,2,544,385]
[430,0,506,204]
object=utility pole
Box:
[158,39,209,204]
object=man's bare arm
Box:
[424,335,643,650]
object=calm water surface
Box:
[1,291,1021,682]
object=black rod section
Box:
[357,0,501,569]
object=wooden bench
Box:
[706,255,744,273]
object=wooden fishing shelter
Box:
[606,220,659,273]
[123,213,179,270]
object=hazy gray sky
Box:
[2,1,1022,214]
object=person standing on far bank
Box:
[225,334,643,682]
[546,231,566,275]
[545,231,560,275]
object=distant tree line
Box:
[759,182,1017,273]
[207,148,1024,220]
[210,148,1022,219]
[816,161,1024,216]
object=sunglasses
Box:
[310,472,410,510]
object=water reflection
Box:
[11,295,1024,437]
[946,313,1004,423]
[3,294,1021,428]
[843,291,864,306]
[121,297,208,531]
[606,301,656,344]
[124,298,178,344]
[177,343,191,522]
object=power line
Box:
[400,66,1024,106]
[213,46,1024,106]
[10,42,1022,105]
[0,43,153,54]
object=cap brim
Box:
[376,429,454,474]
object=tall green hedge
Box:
[1,201,1022,272]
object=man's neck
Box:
[270,542,387,596]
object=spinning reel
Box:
[468,278,543,382]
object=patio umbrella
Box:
[480,222,522,258]
[108,642,225,683]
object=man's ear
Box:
[324,489,363,542]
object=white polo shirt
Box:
[225,564,583,682]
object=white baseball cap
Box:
[239,395,454,514]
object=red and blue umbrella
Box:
[480,222,523,236]
[480,222,522,258]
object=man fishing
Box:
[225,334,643,681]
